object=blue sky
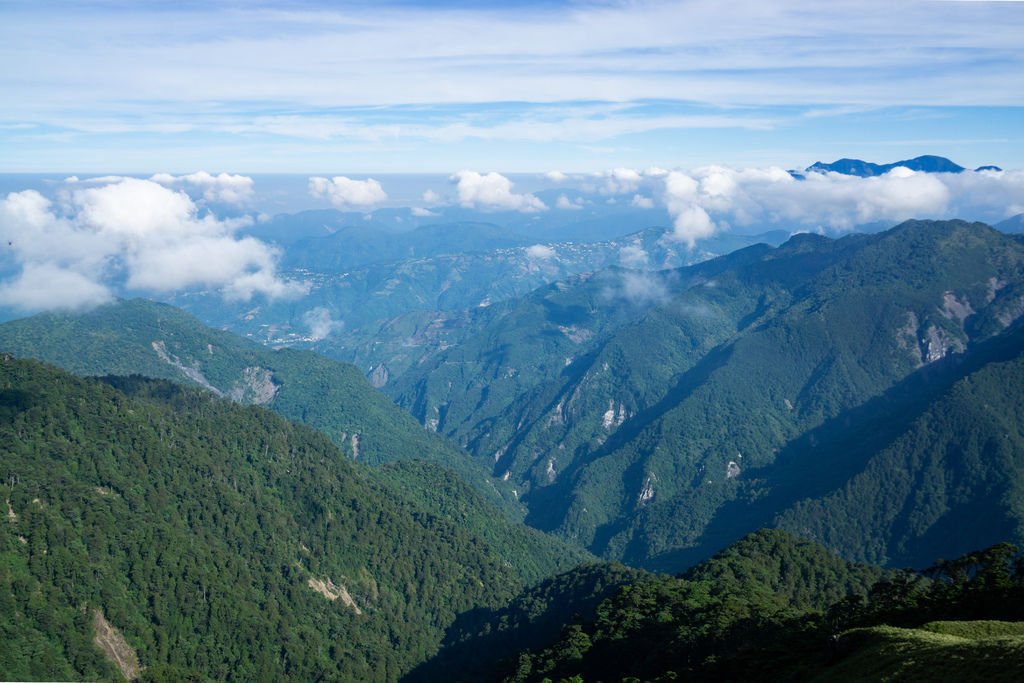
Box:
[1,0,1023,173]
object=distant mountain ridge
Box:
[174,224,787,382]
[801,154,1001,177]
[996,213,1024,234]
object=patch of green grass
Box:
[819,623,1024,682]
[922,620,1024,639]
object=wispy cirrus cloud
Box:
[1,1,1022,171]
[4,1,1022,115]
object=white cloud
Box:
[0,263,112,312]
[309,176,388,209]
[74,178,215,239]
[125,235,278,292]
[411,206,437,217]
[556,194,585,210]
[657,164,1019,245]
[302,306,343,340]
[151,171,255,205]
[662,171,717,247]
[223,270,308,302]
[594,168,643,195]
[619,244,650,268]
[525,244,556,260]
[0,178,303,313]
[631,194,655,209]
[671,205,718,247]
[451,171,546,212]
[545,170,569,183]
[421,189,442,205]
[63,175,129,186]
[619,271,669,305]
[938,168,1024,219]
[0,189,117,275]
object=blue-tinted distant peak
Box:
[805,155,978,177]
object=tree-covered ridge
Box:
[389,220,1024,571]
[680,529,884,611]
[374,460,594,587]
[0,356,532,681]
[388,240,780,457]
[477,534,1024,682]
[407,562,646,682]
[0,297,599,601]
[420,528,882,682]
[0,297,519,512]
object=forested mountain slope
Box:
[0,357,554,681]
[772,322,1024,566]
[498,539,1024,683]
[417,529,888,682]
[423,532,1024,683]
[0,300,597,586]
[0,299,517,509]
[391,221,1024,570]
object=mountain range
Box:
[6,219,1022,576]
[3,206,1024,679]
[0,299,594,585]
[169,224,788,383]
[386,220,1024,570]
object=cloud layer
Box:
[659,166,1024,245]
[0,177,304,313]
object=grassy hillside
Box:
[818,623,1024,682]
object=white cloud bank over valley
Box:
[659,166,1024,245]
[0,177,305,313]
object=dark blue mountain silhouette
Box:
[801,155,1000,177]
